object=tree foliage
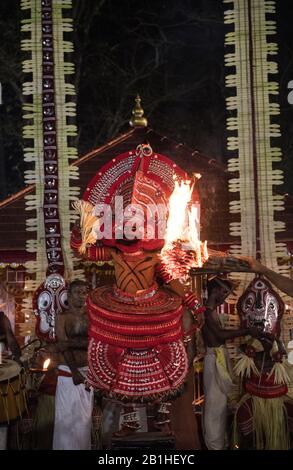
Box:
[72,0,226,158]
[0,0,23,199]
[0,0,292,199]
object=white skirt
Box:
[53,366,94,450]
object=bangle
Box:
[183,291,206,315]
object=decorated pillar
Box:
[21,0,82,340]
[224,0,290,301]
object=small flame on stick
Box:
[43,358,50,371]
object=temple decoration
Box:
[32,273,68,342]
[224,0,290,302]
[232,276,292,449]
[21,0,81,340]
[129,94,148,128]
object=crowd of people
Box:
[0,256,293,450]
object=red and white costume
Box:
[71,145,203,403]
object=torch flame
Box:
[164,179,194,248]
[43,358,50,371]
[161,177,208,279]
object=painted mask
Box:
[237,276,284,337]
[33,273,68,342]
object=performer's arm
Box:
[62,350,85,385]
[70,222,111,261]
[156,262,205,316]
[205,309,258,341]
[206,255,293,298]
[247,258,293,298]
[182,309,197,366]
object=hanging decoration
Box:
[224,0,290,303]
[21,0,81,340]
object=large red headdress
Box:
[83,144,199,252]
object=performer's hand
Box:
[236,256,267,274]
[202,256,224,270]
[72,370,85,386]
[194,312,204,329]
[203,254,264,273]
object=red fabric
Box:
[57,369,72,378]
[87,285,183,348]
[244,373,288,398]
[236,398,253,436]
[183,291,205,315]
[156,263,173,284]
[87,338,188,402]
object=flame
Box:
[164,179,194,247]
[161,177,208,279]
[43,358,50,371]
[203,240,208,259]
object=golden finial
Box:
[129,94,148,128]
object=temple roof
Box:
[0,126,292,263]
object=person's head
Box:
[68,280,88,308]
[207,277,234,306]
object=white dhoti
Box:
[53,366,94,450]
[203,346,233,450]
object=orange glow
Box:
[161,177,208,277]
[164,179,194,248]
[43,358,50,371]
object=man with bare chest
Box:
[53,280,93,450]
[202,277,259,450]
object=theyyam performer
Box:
[71,143,207,434]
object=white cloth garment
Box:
[53,366,94,450]
[203,346,233,450]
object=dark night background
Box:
[0,0,292,200]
